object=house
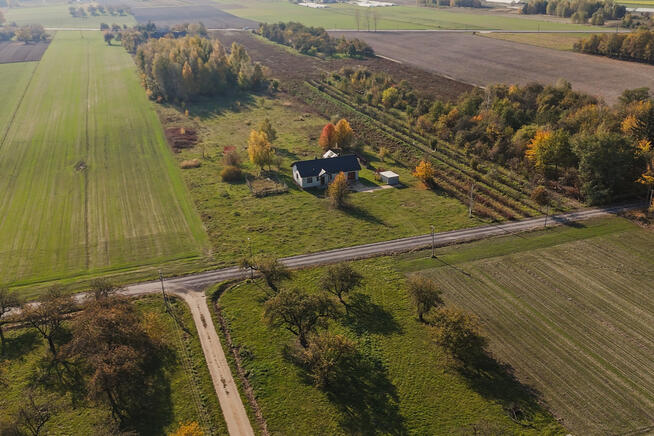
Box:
[322,150,338,159]
[291,154,361,189]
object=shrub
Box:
[223,149,242,167]
[180,159,201,169]
[221,165,243,182]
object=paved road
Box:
[328,30,654,104]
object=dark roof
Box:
[291,155,361,178]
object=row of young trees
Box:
[574,29,654,64]
[257,22,374,58]
[133,36,265,102]
[69,4,130,18]
[0,282,169,434]
[521,0,625,23]
[330,67,653,206]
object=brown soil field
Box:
[213,30,473,101]
[0,41,49,64]
[329,30,654,104]
[131,4,257,28]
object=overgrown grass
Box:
[165,94,479,267]
[0,31,209,290]
[480,32,600,51]
[0,296,227,435]
[214,216,653,435]
[213,0,595,30]
[3,4,135,28]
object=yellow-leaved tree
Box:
[334,119,354,150]
[327,172,349,209]
[247,130,273,173]
[413,160,435,187]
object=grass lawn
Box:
[213,0,594,30]
[0,296,227,435]
[166,95,480,267]
[397,217,654,435]
[2,4,135,28]
[480,32,598,51]
[0,31,209,290]
[215,216,654,435]
[0,61,36,138]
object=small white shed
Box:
[379,171,399,185]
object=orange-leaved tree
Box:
[319,123,336,151]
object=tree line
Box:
[257,22,374,58]
[574,29,654,64]
[330,67,654,206]
[68,4,130,18]
[0,23,47,43]
[133,35,266,103]
[521,0,625,24]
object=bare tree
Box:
[15,390,55,436]
[89,278,123,301]
[23,287,74,357]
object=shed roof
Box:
[291,155,361,178]
[379,171,399,178]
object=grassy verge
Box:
[164,94,479,267]
[213,0,597,30]
[214,216,653,435]
[479,32,599,51]
[0,295,227,435]
[0,31,209,291]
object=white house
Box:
[322,149,338,159]
[291,154,361,189]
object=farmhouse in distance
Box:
[291,154,361,188]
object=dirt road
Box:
[329,30,654,104]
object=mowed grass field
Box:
[0,31,208,289]
[0,61,36,137]
[2,4,135,28]
[0,296,227,435]
[397,217,654,435]
[213,0,593,30]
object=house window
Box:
[306,177,313,183]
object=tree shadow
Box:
[342,293,402,336]
[552,215,586,228]
[325,351,407,436]
[1,330,39,361]
[454,346,547,427]
[276,148,300,162]
[343,204,386,226]
[162,92,258,120]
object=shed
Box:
[379,171,399,185]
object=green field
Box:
[2,4,135,28]
[0,31,208,289]
[166,95,480,267]
[0,296,227,435]
[215,217,654,435]
[214,0,594,30]
[0,62,36,138]
[480,32,597,51]
[397,217,654,435]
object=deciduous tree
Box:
[170,421,204,436]
[247,130,273,172]
[319,123,336,151]
[319,263,362,311]
[327,172,349,209]
[240,256,291,294]
[413,160,435,187]
[264,289,335,348]
[103,32,114,45]
[334,119,354,150]
[259,118,277,142]
[23,287,74,358]
[406,275,443,323]
[432,307,486,362]
[296,333,356,389]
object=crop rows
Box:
[301,79,541,220]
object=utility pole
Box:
[159,269,167,306]
[468,182,476,218]
[430,225,435,258]
[247,237,254,279]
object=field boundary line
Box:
[0,60,39,152]
[83,33,91,271]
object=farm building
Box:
[291,154,361,188]
[379,170,399,185]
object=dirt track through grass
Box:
[416,221,654,434]
[0,31,208,288]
